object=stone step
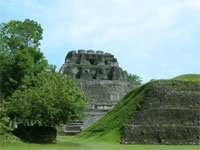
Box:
[122,125,200,145]
[128,109,200,126]
[60,122,83,136]
[63,130,81,136]
[64,130,81,133]
[82,113,107,130]
[139,91,200,110]
[86,108,110,112]
[65,123,83,126]
[64,126,81,131]
[146,81,200,93]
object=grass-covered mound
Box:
[78,83,150,143]
[78,77,200,144]
[172,74,200,82]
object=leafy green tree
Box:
[0,19,42,50]
[6,72,87,127]
[123,70,142,85]
[0,19,54,98]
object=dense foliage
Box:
[0,19,42,50]
[123,70,142,84]
[6,72,87,127]
[0,19,87,138]
[0,110,20,143]
[0,19,54,98]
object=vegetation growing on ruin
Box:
[123,70,142,84]
[172,74,200,82]
[78,78,200,143]
[78,82,150,142]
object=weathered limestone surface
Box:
[60,50,126,81]
[60,50,137,130]
[122,80,200,145]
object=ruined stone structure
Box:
[60,50,137,131]
[122,80,200,145]
[62,122,82,135]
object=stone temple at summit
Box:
[59,50,138,132]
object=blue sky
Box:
[1,0,200,82]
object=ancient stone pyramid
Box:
[60,50,137,130]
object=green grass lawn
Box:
[1,136,200,150]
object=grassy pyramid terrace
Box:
[172,74,200,82]
[78,74,200,144]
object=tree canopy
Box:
[0,19,54,98]
[1,19,87,129]
[6,72,87,127]
[0,19,42,50]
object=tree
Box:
[0,19,54,98]
[123,70,142,85]
[6,72,87,127]
[0,19,42,51]
[0,20,87,142]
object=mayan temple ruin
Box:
[59,50,138,134]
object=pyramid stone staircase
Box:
[122,80,200,145]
